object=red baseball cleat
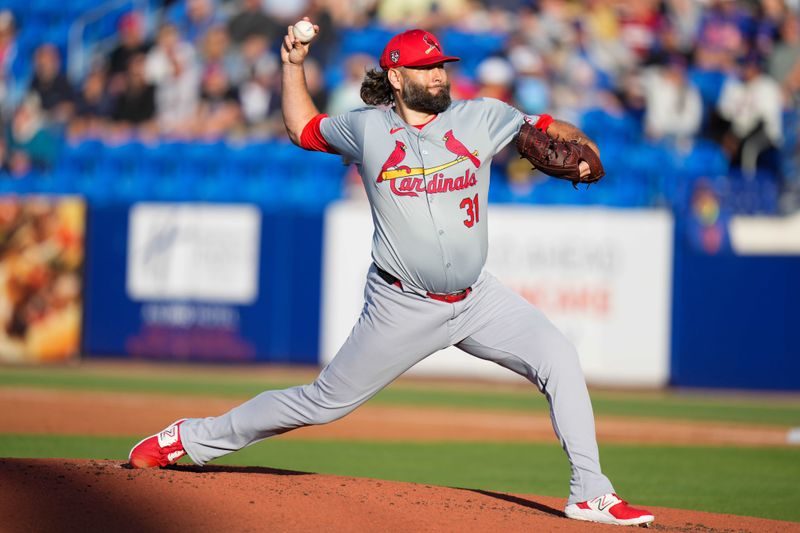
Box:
[128,419,188,469]
[565,493,655,527]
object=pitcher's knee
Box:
[538,340,583,383]
[298,382,362,426]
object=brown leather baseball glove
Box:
[516,122,605,188]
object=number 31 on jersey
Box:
[460,194,480,228]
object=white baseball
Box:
[293,20,316,44]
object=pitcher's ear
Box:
[387,68,403,91]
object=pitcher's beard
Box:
[401,79,452,114]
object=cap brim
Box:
[401,55,460,68]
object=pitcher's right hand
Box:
[282,17,319,66]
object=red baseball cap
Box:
[379,29,460,70]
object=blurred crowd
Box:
[0,0,798,184]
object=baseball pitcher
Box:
[130,20,654,527]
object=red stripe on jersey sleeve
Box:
[300,113,337,153]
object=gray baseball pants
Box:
[181,266,614,505]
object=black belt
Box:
[374,264,472,303]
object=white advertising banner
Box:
[321,201,673,387]
[127,203,261,304]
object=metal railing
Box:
[67,0,153,83]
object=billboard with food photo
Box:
[0,196,85,362]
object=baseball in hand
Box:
[293,20,316,44]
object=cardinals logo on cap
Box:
[423,35,441,55]
[390,50,400,64]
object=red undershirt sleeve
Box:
[299,113,338,153]
[534,113,554,132]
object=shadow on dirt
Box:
[162,464,314,476]
[464,488,565,518]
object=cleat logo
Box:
[595,494,618,512]
[167,450,185,463]
[157,426,179,447]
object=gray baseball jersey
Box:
[320,98,537,294]
[178,97,615,507]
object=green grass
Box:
[1,434,798,522]
[0,368,302,398]
[2,366,799,426]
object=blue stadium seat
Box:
[35,168,75,195]
[0,173,35,194]
[339,27,396,56]
[221,143,285,205]
[61,140,104,183]
[726,169,780,215]
[688,68,727,109]
[99,142,150,201]
[439,30,506,79]
[680,139,729,178]
[580,108,641,144]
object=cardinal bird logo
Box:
[423,35,441,55]
[443,130,481,169]
[377,140,412,182]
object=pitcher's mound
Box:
[0,459,795,532]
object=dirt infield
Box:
[0,387,794,447]
[2,458,797,533]
[3,362,799,531]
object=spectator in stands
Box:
[475,56,515,103]
[28,44,74,124]
[111,53,157,138]
[303,57,328,115]
[643,21,689,67]
[553,56,605,126]
[5,94,59,175]
[695,0,749,71]
[768,15,800,102]
[326,54,376,115]
[643,55,703,142]
[375,0,459,28]
[320,0,373,29]
[228,0,282,45]
[0,10,21,116]
[512,52,546,100]
[261,0,310,24]
[529,0,577,54]
[300,3,339,65]
[580,4,635,80]
[200,26,243,84]
[715,53,783,177]
[236,34,280,134]
[167,0,224,45]
[0,133,8,173]
[784,57,800,104]
[617,69,647,131]
[108,12,151,96]
[664,0,703,52]
[194,64,243,140]
[754,0,788,57]
[69,67,112,140]
[145,23,200,138]
[618,1,664,61]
